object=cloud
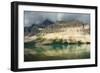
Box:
[24,11,90,27]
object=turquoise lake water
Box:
[24,44,90,61]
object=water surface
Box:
[24,44,90,61]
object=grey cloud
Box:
[24,11,90,27]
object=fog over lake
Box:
[24,11,90,27]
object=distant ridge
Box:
[24,20,89,36]
[40,19,54,26]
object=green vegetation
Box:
[24,41,36,49]
[35,34,46,42]
[52,38,63,44]
[47,38,89,45]
[36,36,46,42]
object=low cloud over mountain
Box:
[24,11,90,27]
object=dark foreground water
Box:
[24,44,90,62]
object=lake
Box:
[24,44,90,61]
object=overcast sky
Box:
[24,11,90,27]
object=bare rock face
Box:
[24,20,90,44]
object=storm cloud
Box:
[24,11,90,27]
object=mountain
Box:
[29,19,54,28]
[40,19,54,27]
[24,19,54,36]
[25,20,90,43]
[24,20,89,36]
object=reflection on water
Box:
[24,44,90,61]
